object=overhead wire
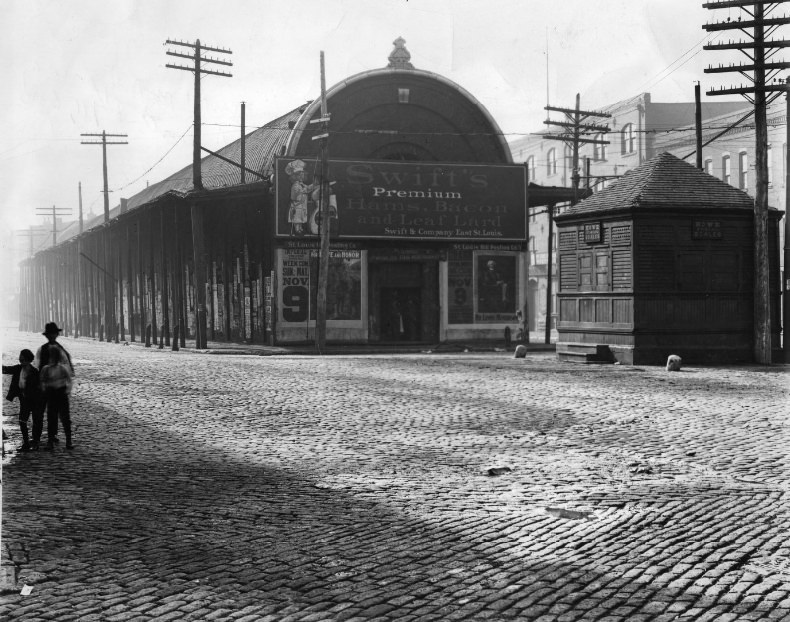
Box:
[109,125,192,192]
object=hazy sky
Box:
[2,0,744,235]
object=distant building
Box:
[509,92,785,337]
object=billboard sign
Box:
[275,158,526,241]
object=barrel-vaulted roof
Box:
[557,152,755,218]
[285,39,512,165]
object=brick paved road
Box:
[1,329,788,621]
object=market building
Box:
[18,39,577,347]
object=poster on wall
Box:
[264,274,273,333]
[308,250,362,321]
[447,251,474,324]
[475,253,518,322]
[279,249,312,323]
[278,248,362,323]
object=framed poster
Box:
[475,253,518,322]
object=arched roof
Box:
[285,67,512,165]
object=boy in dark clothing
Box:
[35,322,74,375]
[34,322,74,444]
[2,348,43,452]
[40,345,74,451]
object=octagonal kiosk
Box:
[554,152,783,365]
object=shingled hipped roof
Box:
[559,152,755,218]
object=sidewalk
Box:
[93,330,558,357]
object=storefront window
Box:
[278,248,361,323]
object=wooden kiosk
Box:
[554,152,783,365]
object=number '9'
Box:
[283,285,309,322]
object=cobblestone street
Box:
[1,329,788,621]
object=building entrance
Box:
[368,261,439,343]
[380,287,421,341]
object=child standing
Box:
[2,349,43,452]
[40,345,74,450]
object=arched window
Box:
[722,155,731,185]
[738,152,748,189]
[547,148,557,175]
[526,156,535,181]
[704,158,713,176]
[621,123,635,155]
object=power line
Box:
[110,125,192,192]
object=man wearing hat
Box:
[35,322,74,375]
[34,322,75,447]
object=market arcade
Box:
[18,39,577,348]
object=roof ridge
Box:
[561,151,755,217]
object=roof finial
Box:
[388,37,414,69]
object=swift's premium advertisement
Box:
[275,158,527,241]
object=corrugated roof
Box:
[126,105,303,209]
[51,105,305,247]
[560,151,754,217]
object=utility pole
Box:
[165,38,232,190]
[240,101,246,184]
[81,131,128,221]
[695,82,704,169]
[785,91,790,362]
[82,130,127,342]
[703,0,790,364]
[165,38,233,350]
[542,95,610,342]
[314,51,331,351]
[36,205,72,247]
[77,181,84,336]
[543,94,611,204]
[16,226,38,257]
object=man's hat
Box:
[43,322,62,336]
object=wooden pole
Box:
[752,2,771,364]
[160,208,170,346]
[240,102,246,184]
[784,91,790,363]
[127,223,135,342]
[137,216,147,343]
[192,201,208,349]
[193,41,203,191]
[149,210,158,346]
[117,232,124,342]
[695,82,703,169]
[176,206,186,347]
[571,93,580,205]
[545,204,555,345]
[316,50,330,351]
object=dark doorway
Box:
[368,261,439,343]
[380,287,422,341]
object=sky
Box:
[1,0,746,239]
